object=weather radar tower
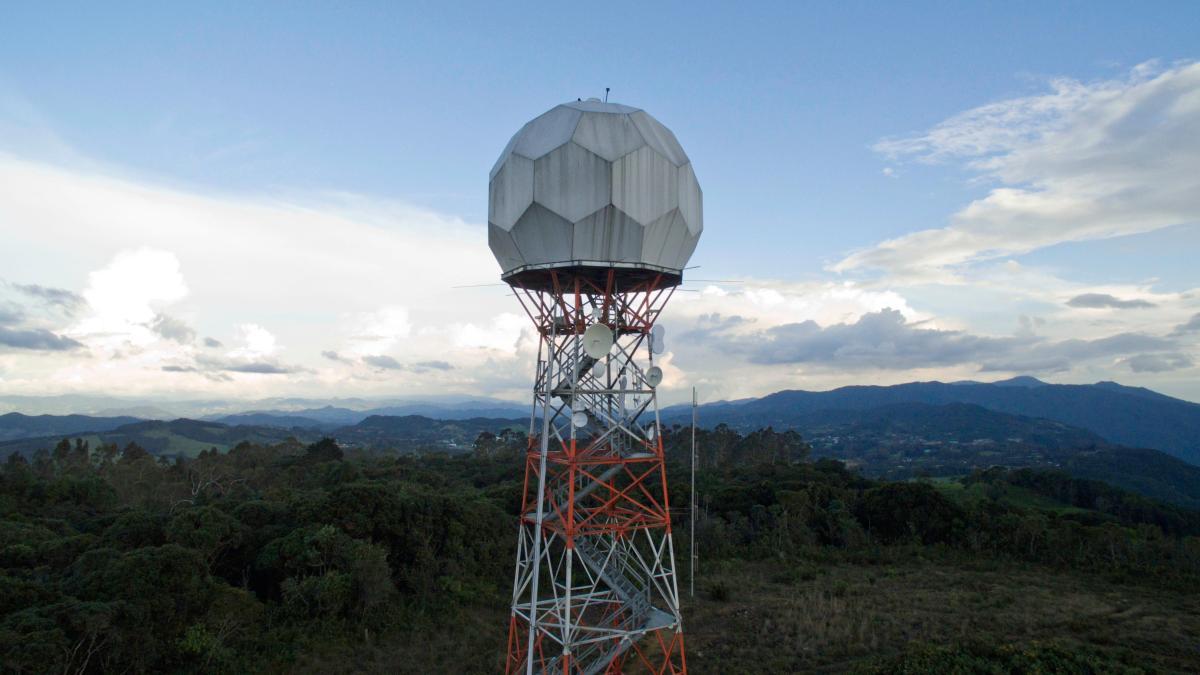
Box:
[489,99,701,674]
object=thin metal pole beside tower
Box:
[690,386,697,599]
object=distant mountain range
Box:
[4,377,1200,508]
[663,377,1200,466]
[697,400,1200,509]
[0,414,524,460]
[0,393,528,421]
[204,402,529,428]
[0,412,144,442]
[0,418,307,458]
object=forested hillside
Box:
[0,413,143,442]
[665,378,1200,465]
[2,429,1198,673]
[0,415,526,460]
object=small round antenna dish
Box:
[572,411,588,428]
[583,324,614,359]
[591,361,606,380]
[647,425,657,441]
[646,366,663,388]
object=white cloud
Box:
[0,154,502,397]
[343,306,412,357]
[838,61,1200,278]
[669,280,924,329]
[72,248,188,349]
[649,280,934,400]
[452,312,529,352]
[230,323,278,359]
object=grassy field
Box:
[931,476,1093,515]
[138,428,230,457]
[684,556,1200,673]
[286,554,1200,674]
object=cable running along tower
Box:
[489,99,702,674]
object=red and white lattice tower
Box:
[488,100,702,674]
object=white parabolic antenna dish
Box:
[572,411,588,428]
[583,324,614,359]
[646,366,663,387]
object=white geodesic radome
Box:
[488,100,702,278]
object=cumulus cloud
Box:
[188,352,299,374]
[711,309,1018,369]
[320,350,346,362]
[0,305,23,326]
[1172,313,1200,336]
[1122,352,1194,373]
[357,355,451,372]
[1015,315,1046,338]
[683,313,753,338]
[0,151,500,398]
[151,313,196,343]
[362,354,403,370]
[452,312,528,352]
[345,307,411,357]
[10,283,84,314]
[697,308,1182,375]
[0,326,83,351]
[222,362,298,375]
[229,324,278,359]
[1066,293,1155,309]
[979,332,1176,373]
[839,62,1200,277]
[73,248,188,348]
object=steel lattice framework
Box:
[504,268,687,675]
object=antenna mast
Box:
[690,386,697,599]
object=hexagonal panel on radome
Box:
[641,209,691,269]
[490,129,521,179]
[572,112,646,162]
[510,203,574,267]
[677,162,703,236]
[488,223,525,271]
[613,145,679,226]
[572,206,644,263]
[534,142,613,223]
[629,111,688,167]
[512,106,582,161]
[488,154,534,232]
[672,228,701,271]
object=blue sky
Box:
[1,2,1198,404]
